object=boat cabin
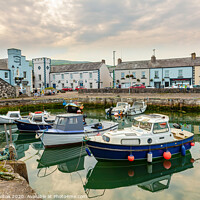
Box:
[116,102,130,108]
[6,111,21,118]
[53,114,84,131]
[29,112,46,123]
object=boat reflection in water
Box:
[37,144,87,177]
[84,151,193,198]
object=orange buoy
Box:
[96,133,101,136]
[128,169,134,177]
[128,154,134,162]
[163,151,171,160]
[163,160,171,169]
[190,158,195,163]
[191,142,195,146]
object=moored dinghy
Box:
[105,102,131,116]
[127,101,147,116]
[84,114,194,161]
[37,113,118,148]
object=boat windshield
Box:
[117,103,127,107]
[153,122,169,134]
[139,121,152,131]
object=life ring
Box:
[35,111,43,114]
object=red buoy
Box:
[163,160,171,169]
[191,142,195,146]
[128,155,134,162]
[128,169,134,177]
[190,158,195,163]
[96,133,101,136]
[163,151,171,160]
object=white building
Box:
[32,57,51,90]
[50,60,112,90]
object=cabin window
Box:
[153,122,169,134]
[121,139,140,145]
[10,113,19,118]
[33,116,43,122]
[68,117,78,124]
[139,122,152,131]
[58,117,66,125]
[133,120,139,127]
[103,135,110,142]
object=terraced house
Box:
[50,60,112,90]
[115,53,200,88]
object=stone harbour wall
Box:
[0,78,16,98]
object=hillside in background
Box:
[29,60,89,66]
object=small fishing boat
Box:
[127,101,147,116]
[85,114,194,162]
[15,111,54,133]
[0,111,22,124]
[105,102,130,116]
[37,114,118,148]
[84,152,193,197]
[63,100,84,113]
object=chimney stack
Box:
[191,52,196,60]
[151,55,156,63]
[101,59,105,64]
[118,58,122,65]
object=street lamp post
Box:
[113,51,116,88]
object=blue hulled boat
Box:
[85,114,194,162]
[15,111,55,133]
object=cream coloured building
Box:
[50,60,112,90]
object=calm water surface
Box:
[1,109,200,200]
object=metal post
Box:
[113,51,116,88]
[9,125,12,144]
[4,124,9,148]
[129,70,131,95]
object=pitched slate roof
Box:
[50,62,103,73]
[0,59,8,70]
[116,57,200,70]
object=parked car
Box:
[130,84,146,88]
[145,85,155,88]
[172,84,192,88]
[75,86,87,91]
[193,85,200,88]
[62,87,73,91]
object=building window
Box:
[39,75,41,81]
[23,71,26,78]
[85,80,87,83]
[70,74,73,79]
[178,70,183,77]
[165,70,169,78]
[53,74,55,80]
[39,83,41,88]
[142,82,145,86]
[66,80,68,83]
[132,72,136,78]
[62,83,64,88]
[46,66,49,70]
[121,72,125,79]
[154,71,159,78]
[4,72,8,79]
[80,73,83,79]
[142,71,145,78]
[38,66,41,70]
[61,74,64,79]
[90,83,93,88]
[89,72,92,79]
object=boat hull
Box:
[39,123,119,148]
[86,136,194,161]
[15,119,52,133]
[127,107,147,116]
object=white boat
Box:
[105,102,131,116]
[85,114,194,161]
[127,101,147,116]
[0,111,22,124]
[37,113,119,148]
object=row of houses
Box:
[1,48,200,96]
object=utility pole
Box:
[113,51,116,88]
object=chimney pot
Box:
[118,58,122,65]
[101,59,105,64]
[191,52,196,60]
[151,55,156,63]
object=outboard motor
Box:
[108,107,113,116]
[173,123,181,129]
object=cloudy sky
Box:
[0,0,200,65]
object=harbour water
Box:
[1,109,200,200]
